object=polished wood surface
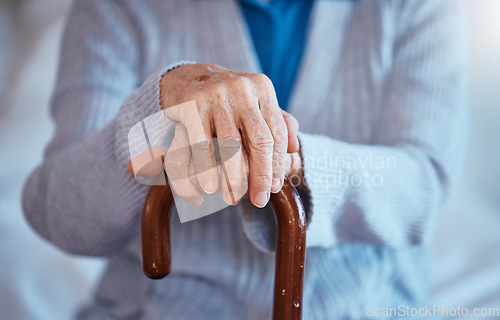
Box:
[141,174,174,279]
[141,177,306,320]
[269,178,306,320]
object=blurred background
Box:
[0,0,498,319]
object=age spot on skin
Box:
[195,75,210,82]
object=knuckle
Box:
[272,148,286,159]
[218,140,242,161]
[273,122,288,140]
[191,150,215,173]
[250,134,274,151]
[191,140,212,155]
[274,138,288,154]
[251,73,273,88]
[164,154,182,170]
[232,76,252,90]
[208,83,228,100]
[252,172,273,186]
[218,135,241,148]
[229,79,254,105]
[272,155,286,172]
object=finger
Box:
[242,148,250,198]
[128,146,168,177]
[188,157,202,192]
[239,140,251,200]
[164,124,203,205]
[213,108,247,205]
[164,99,219,194]
[281,110,300,153]
[238,104,274,208]
[252,74,288,194]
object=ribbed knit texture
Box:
[22,0,467,319]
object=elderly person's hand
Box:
[157,63,299,208]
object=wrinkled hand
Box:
[134,63,300,208]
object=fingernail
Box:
[223,191,235,206]
[271,178,281,193]
[203,180,217,194]
[254,191,269,208]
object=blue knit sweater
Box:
[239,0,314,109]
[22,0,467,319]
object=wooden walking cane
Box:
[141,172,306,320]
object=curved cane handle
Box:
[141,179,174,279]
[141,177,306,320]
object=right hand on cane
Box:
[131,63,300,208]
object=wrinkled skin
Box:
[134,64,301,208]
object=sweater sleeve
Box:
[22,0,172,256]
[241,0,468,251]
